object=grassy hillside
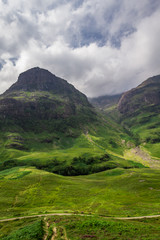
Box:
[0,111,140,176]
[121,110,160,158]
[100,103,160,162]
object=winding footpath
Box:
[0,213,160,223]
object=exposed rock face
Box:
[118,75,160,114]
[0,67,96,131]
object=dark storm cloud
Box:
[0,0,160,97]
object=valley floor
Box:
[0,126,160,239]
[0,167,160,219]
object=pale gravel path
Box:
[0,213,160,222]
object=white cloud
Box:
[0,0,160,97]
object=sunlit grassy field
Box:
[0,166,159,219]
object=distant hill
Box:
[89,94,122,110]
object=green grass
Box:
[0,167,159,219]
[0,215,160,240]
[145,143,160,158]
[10,91,66,103]
[0,219,44,240]
[52,215,160,240]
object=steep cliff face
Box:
[118,75,160,114]
[0,67,96,132]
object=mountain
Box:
[89,94,122,110]
[0,67,134,176]
[0,67,96,132]
[118,75,160,114]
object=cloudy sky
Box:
[0,0,160,97]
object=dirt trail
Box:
[43,218,49,240]
[58,226,69,240]
[116,214,160,220]
[63,226,69,240]
[0,213,160,223]
[51,227,57,240]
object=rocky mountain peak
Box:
[3,67,76,96]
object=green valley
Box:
[0,68,159,239]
